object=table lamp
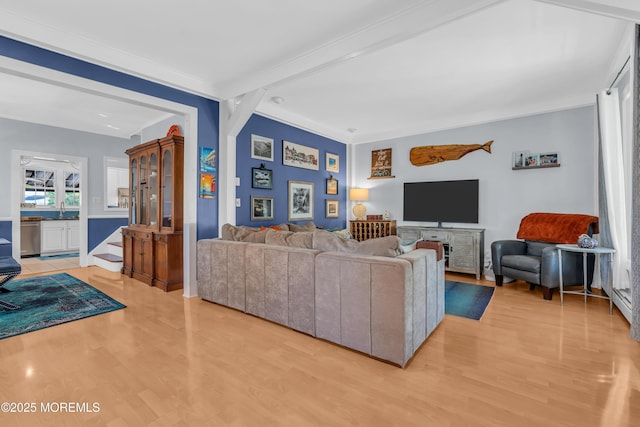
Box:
[349,188,369,220]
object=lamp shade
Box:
[349,188,369,201]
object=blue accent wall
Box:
[0,36,219,240]
[236,115,347,229]
[0,221,11,256]
[88,218,129,252]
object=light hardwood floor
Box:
[1,267,638,426]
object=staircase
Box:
[91,228,124,273]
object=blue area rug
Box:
[38,253,79,260]
[445,280,494,320]
[0,273,125,340]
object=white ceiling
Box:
[0,0,638,143]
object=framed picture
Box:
[252,167,273,189]
[512,151,529,168]
[251,134,274,162]
[288,180,314,221]
[199,173,216,198]
[326,199,339,218]
[251,196,274,221]
[370,148,393,178]
[326,177,338,195]
[524,153,540,167]
[326,152,339,173]
[539,152,559,166]
[283,140,319,170]
[200,147,216,172]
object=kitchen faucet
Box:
[59,201,65,219]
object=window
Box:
[64,171,80,207]
[104,157,129,210]
[22,159,81,209]
[24,168,56,206]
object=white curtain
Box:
[598,88,631,291]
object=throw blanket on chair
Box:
[516,212,599,244]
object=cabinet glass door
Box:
[149,153,158,226]
[140,155,147,225]
[162,149,173,228]
[130,159,137,224]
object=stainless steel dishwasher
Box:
[20,220,41,257]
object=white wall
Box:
[139,114,185,143]
[352,106,597,256]
[0,117,134,218]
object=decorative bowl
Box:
[577,234,599,249]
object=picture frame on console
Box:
[288,180,314,221]
[251,196,274,221]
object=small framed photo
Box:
[251,196,274,221]
[524,153,540,167]
[326,152,339,173]
[252,167,273,189]
[539,152,559,166]
[251,134,274,162]
[512,150,530,168]
[326,199,339,218]
[288,180,314,221]
[326,177,338,195]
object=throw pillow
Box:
[288,221,316,232]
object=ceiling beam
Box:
[217,0,506,99]
[535,0,640,22]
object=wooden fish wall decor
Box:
[410,140,493,166]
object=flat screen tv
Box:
[403,179,479,225]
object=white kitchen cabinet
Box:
[40,220,79,254]
[66,220,80,250]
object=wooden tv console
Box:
[397,226,485,279]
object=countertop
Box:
[21,216,79,222]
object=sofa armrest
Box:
[491,240,527,275]
[197,239,248,310]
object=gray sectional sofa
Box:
[196,225,445,367]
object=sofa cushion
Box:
[313,229,401,257]
[221,223,260,241]
[265,229,314,248]
[241,229,268,243]
[288,221,316,232]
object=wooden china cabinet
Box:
[122,135,184,291]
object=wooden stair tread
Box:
[108,241,123,247]
[95,253,123,262]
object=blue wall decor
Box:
[236,115,347,229]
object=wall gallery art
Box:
[251,196,274,220]
[369,148,394,178]
[283,140,319,171]
[252,166,273,189]
[288,180,314,221]
[512,150,560,170]
[199,147,216,198]
[325,199,339,218]
[251,134,274,162]
[326,152,339,173]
